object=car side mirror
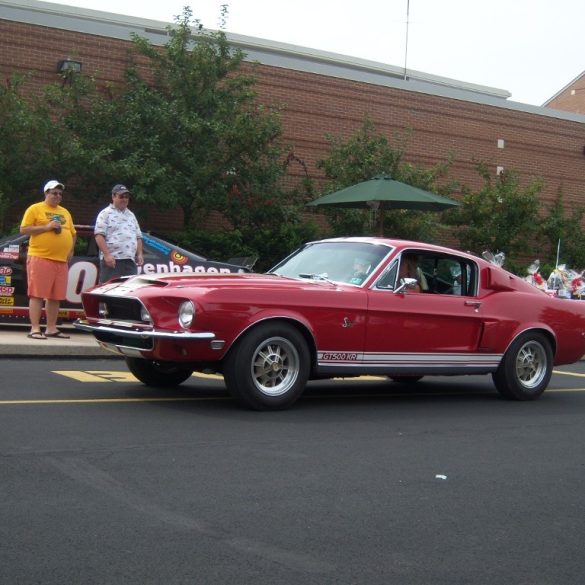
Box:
[394,277,418,294]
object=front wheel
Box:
[224,322,310,410]
[126,357,193,387]
[492,332,553,401]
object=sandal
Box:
[45,331,70,339]
[27,331,46,339]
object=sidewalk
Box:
[0,325,114,358]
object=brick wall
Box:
[3,18,585,239]
[546,78,585,116]
[252,63,585,205]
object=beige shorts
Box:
[26,255,68,301]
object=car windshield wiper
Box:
[298,272,335,284]
[269,273,296,283]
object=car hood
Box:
[87,272,345,296]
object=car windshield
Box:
[269,241,393,285]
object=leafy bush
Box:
[167,219,320,272]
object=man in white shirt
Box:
[94,184,144,283]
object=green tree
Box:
[446,163,542,269]
[45,6,317,265]
[315,118,456,240]
[539,191,585,270]
[52,7,290,226]
[0,76,71,233]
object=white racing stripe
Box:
[318,351,502,368]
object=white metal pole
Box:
[403,0,410,80]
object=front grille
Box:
[100,297,144,321]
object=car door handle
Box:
[464,300,481,311]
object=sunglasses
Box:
[116,193,130,198]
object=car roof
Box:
[309,236,482,262]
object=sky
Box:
[56,0,585,106]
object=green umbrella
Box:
[307,175,460,235]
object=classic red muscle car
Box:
[75,237,585,410]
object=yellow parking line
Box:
[552,369,585,378]
[0,396,228,405]
[1,387,585,407]
[51,371,124,382]
[50,369,585,384]
[51,371,224,382]
[0,370,583,407]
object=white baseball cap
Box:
[44,180,64,192]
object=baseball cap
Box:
[44,180,64,192]
[112,184,130,195]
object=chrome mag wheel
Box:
[250,336,300,397]
[515,339,548,389]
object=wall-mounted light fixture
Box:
[57,58,82,74]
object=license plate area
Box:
[93,330,153,351]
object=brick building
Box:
[544,71,585,116]
[2,0,585,238]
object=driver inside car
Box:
[349,258,371,284]
[398,254,429,292]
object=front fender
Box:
[230,309,317,349]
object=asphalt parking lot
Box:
[2,351,585,584]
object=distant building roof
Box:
[543,70,585,106]
[3,0,585,123]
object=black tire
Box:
[390,376,423,384]
[126,357,193,387]
[492,332,553,401]
[224,322,310,410]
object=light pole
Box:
[403,0,410,81]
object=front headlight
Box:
[178,300,195,329]
[140,304,152,323]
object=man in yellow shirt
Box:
[20,180,76,339]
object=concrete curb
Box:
[0,326,116,358]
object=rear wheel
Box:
[126,357,193,387]
[492,332,552,400]
[224,322,310,410]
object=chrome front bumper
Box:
[74,319,215,340]
[73,319,215,357]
